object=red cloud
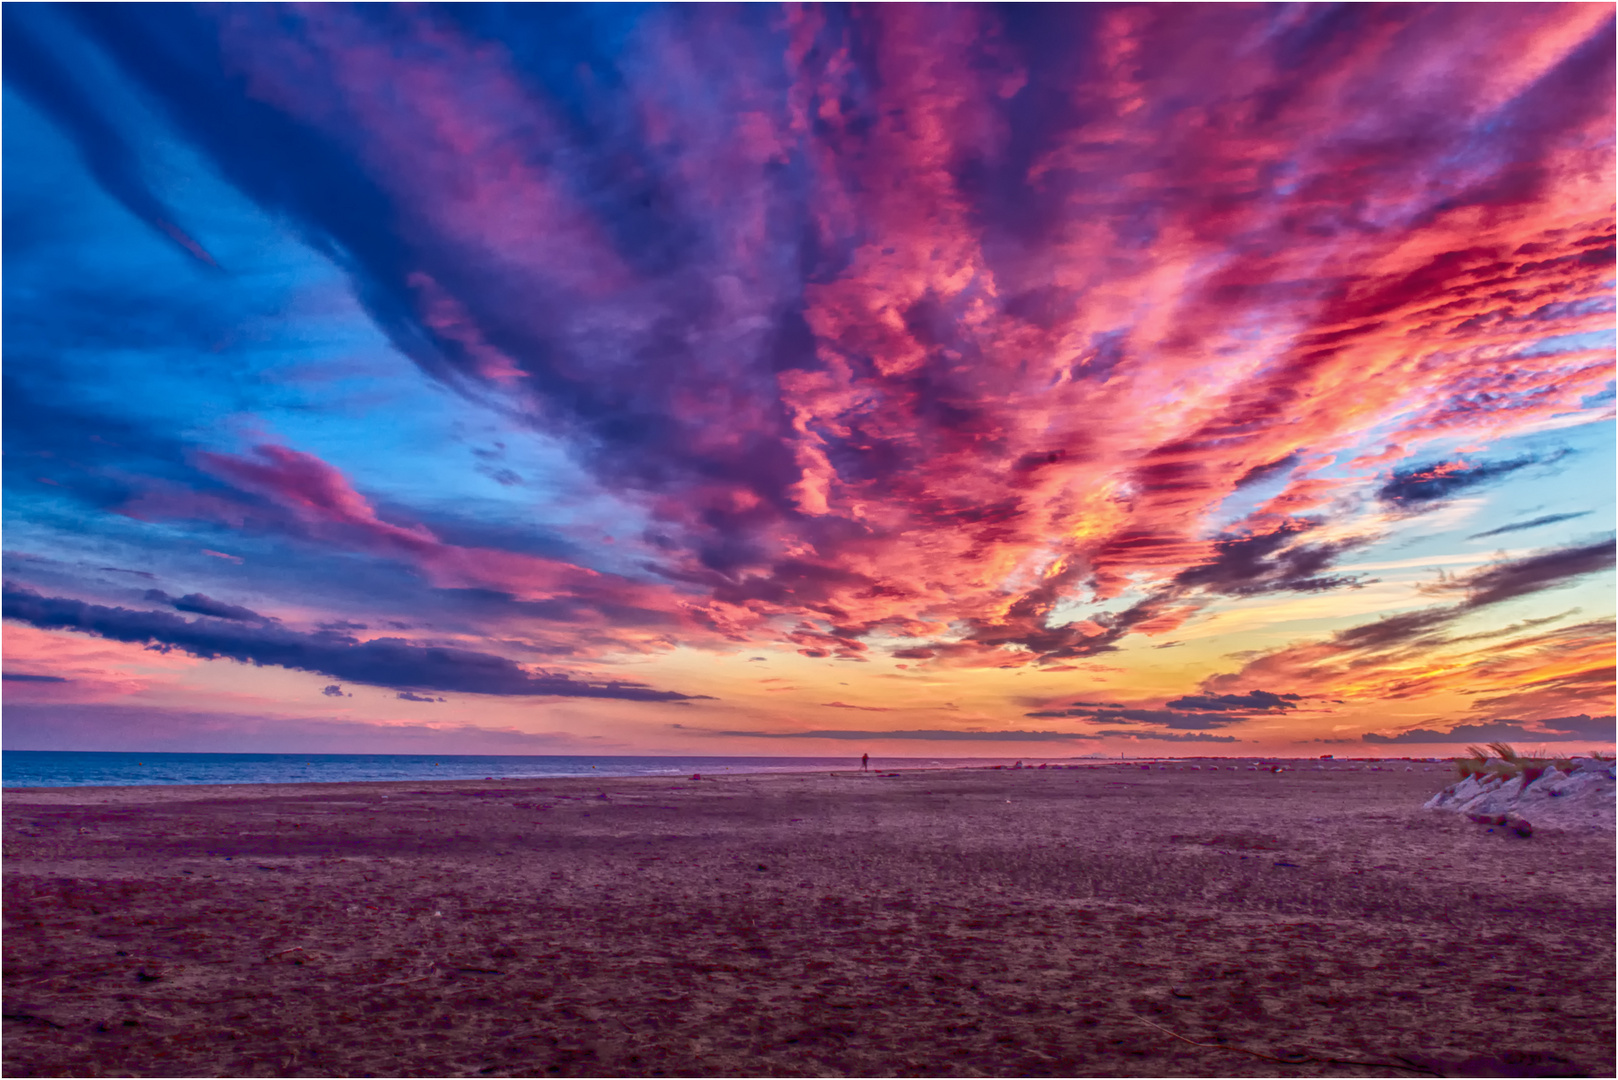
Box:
[68,5,1617,674]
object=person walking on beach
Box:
[862,753,869,772]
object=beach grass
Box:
[1454,742,1589,782]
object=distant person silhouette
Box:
[862,753,869,772]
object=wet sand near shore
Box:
[4,764,1613,1078]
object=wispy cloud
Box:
[1362,715,1614,744]
[146,590,271,624]
[1092,731,1240,744]
[1469,511,1593,541]
[1164,691,1301,713]
[1024,706,1246,731]
[717,725,1240,744]
[716,728,1107,742]
[1202,540,1617,716]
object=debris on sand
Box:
[1465,812,1534,838]
[1425,757,1616,832]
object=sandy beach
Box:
[4,764,1613,1078]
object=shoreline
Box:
[1,755,1454,793]
[7,766,1612,1077]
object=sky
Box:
[3,3,1614,758]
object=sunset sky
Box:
[4,3,1614,758]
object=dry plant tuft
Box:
[1453,742,1589,785]
[1456,745,1518,780]
[1486,741,1521,762]
[1455,747,1490,780]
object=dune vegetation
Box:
[1452,742,1612,784]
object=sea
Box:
[0,751,1135,789]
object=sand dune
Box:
[4,765,1613,1077]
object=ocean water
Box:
[0,751,1104,789]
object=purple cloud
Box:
[3,584,708,703]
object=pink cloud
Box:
[1,623,196,703]
[86,6,1616,679]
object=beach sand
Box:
[4,764,1613,1078]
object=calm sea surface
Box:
[0,751,1127,789]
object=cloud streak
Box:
[2,584,706,702]
[1023,707,1246,731]
[1164,691,1301,713]
[1203,540,1616,717]
[1361,715,1614,744]
[146,590,270,624]
[716,728,1106,742]
[1468,512,1592,540]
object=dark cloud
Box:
[1024,707,1243,730]
[714,728,1106,742]
[1233,453,1301,490]
[320,685,348,698]
[1205,559,1613,723]
[1377,454,1562,507]
[1028,687,1310,731]
[396,691,445,703]
[821,701,894,712]
[1468,511,1592,540]
[145,590,269,623]
[1447,538,1615,609]
[1326,608,1457,653]
[430,586,677,632]
[1362,715,1614,744]
[1283,535,1614,662]
[1164,690,1300,712]
[3,584,707,702]
[1091,730,1240,743]
[1172,522,1372,597]
[4,672,69,683]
